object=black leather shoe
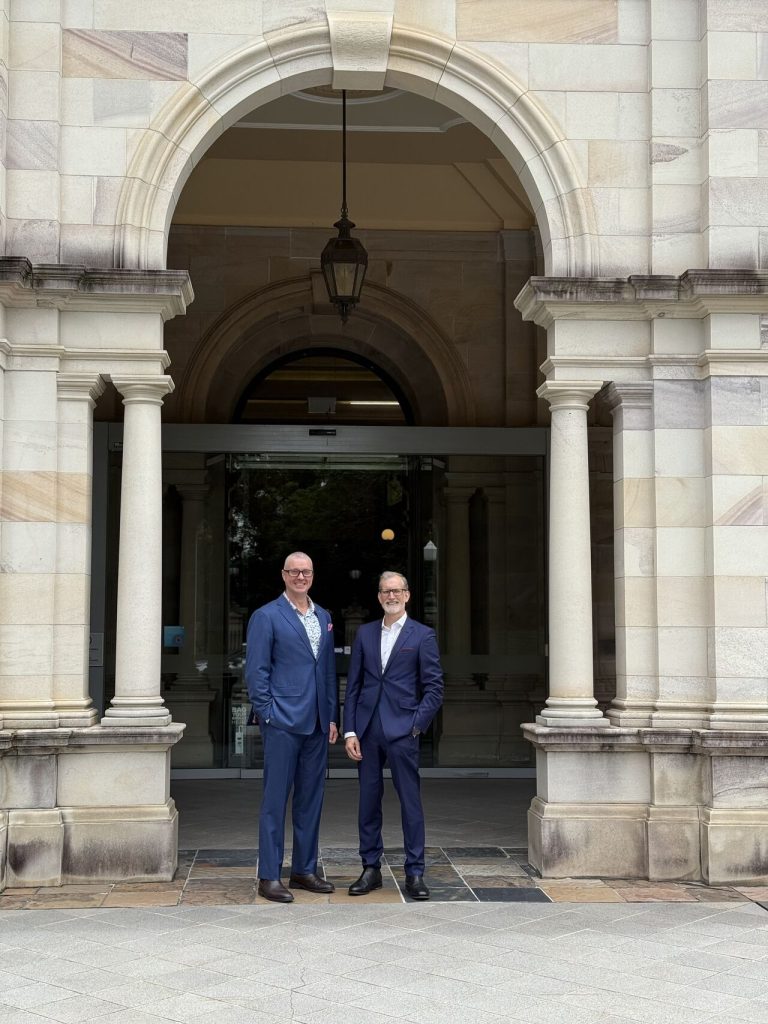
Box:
[289,872,335,894]
[257,878,294,903]
[404,874,429,900]
[348,866,383,896]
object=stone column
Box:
[53,374,105,727]
[604,382,658,727]
[0,359,59,728]
[536,381,607,726]
[104,377,173,726]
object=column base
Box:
[6,810,64,887]
[536,711,610,727]
[0,708,99,729]
[524,723,768,884]
[536,697,609,728]
[652,704,709,729]
[0,724,184,891]
[606,709,653,727]
[102,713,172,727]
[708,710,768,730]
[702,807,768,885]
[103,700,172,727]
[528,796,647,878]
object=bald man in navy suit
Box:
[246,551,338,903]
[344,571,443,900]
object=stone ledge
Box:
[0,724,185,753]
[0,258,193,317]
[523,724,768,754]
[516,269,768,325]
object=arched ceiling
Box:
[173,88,534,232]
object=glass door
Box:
[101,427,548,774]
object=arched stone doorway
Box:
[115,24,596,276]
[102,25,604,868]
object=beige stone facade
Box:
[2,0,768,887]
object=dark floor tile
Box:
[444,847,507,859]
[422,865,465,884]
[472,887,551,902]
[194,849,259,866]
[384,847,449,866]
[521,863,541,877]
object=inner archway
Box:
[234,348,413,425]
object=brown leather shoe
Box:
[257,878,294,903]
[289,871,335,894]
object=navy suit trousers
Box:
[358,708,425,875]
[258,722,326,880]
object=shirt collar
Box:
[283,592,315,616]
[382,611,407,632]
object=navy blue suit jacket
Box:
[245,596,338,735]
[343,617,444,742]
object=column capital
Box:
[603,381,653,414]
[57,373,106,406]
[112,375,174,405]
[536,380,604,411]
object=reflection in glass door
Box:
[225,453,416,771]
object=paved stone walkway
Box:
[2,846,766,910]
[3,900,768,1023]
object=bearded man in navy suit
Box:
[246,552,338,903]
[344,571,444,900]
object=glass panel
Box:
[225,453,413,770]
[334,262,356,298]
[222,451,545,770]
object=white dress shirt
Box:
[380,611,407,671]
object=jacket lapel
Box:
[277,596,313,656]
[365,622,384,677]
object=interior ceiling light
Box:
[321,90,368,323]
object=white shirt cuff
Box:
[344,731,357,739]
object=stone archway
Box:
[115,23,596,276]
[175,275,475,425]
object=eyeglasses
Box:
[379,588,406,598]
[283,568,314,578]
